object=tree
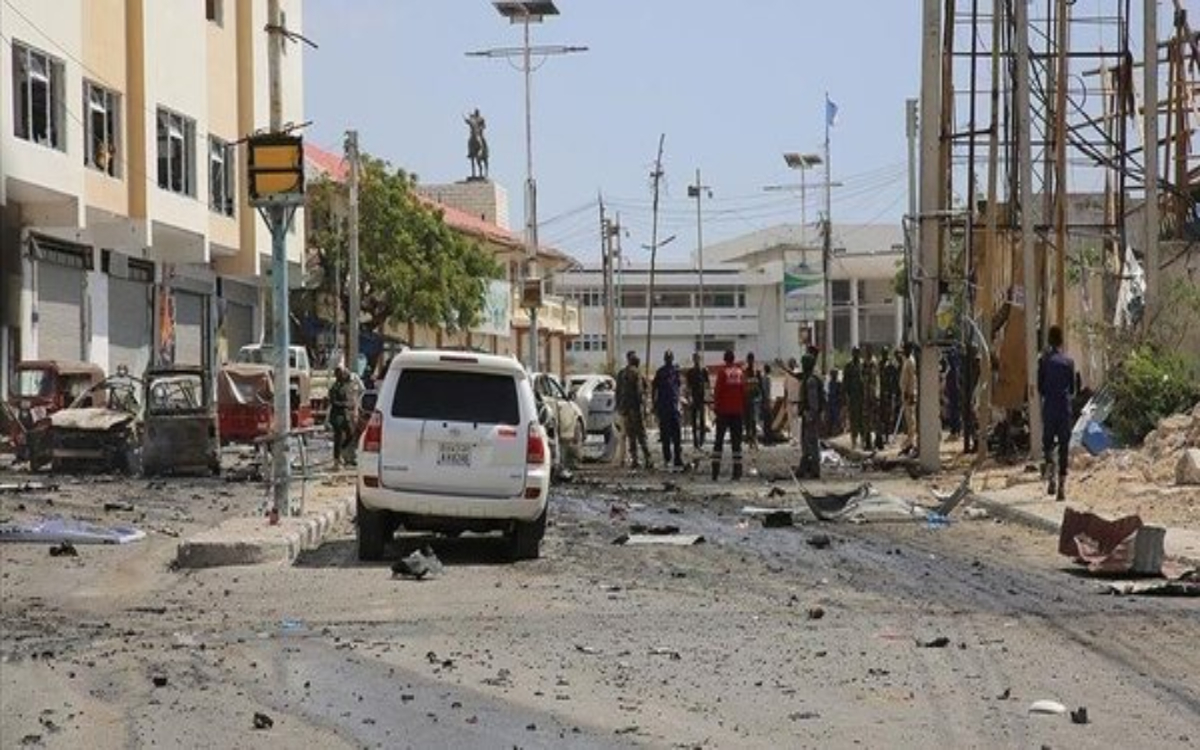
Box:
[302,155,502,342]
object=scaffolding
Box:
[930,0,1199,454]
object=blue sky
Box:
[303,1,921,264]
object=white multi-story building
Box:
[1,0,305,395]
[557,223,906,372]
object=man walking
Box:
[797,354,824,478]
[652,350,685,470]
[878,346,899,449]
[328,365,356,469]
[862,345,879,452]
[615,351,654,469]
[1038,325,1075,500]
[844,347,865,449]
[900,343,919,456]
[784,357,801,444]
[742,353,761,451]
[685,351,710,449]
[711,350,746,481]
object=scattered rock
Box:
[252,711,274,730]
[1176,449,1200,486]
[806,533,832,549]
[103,501,135,512]
[919,636,950,648]
[1029,700,1067,715]
[997,687,1011,700]
[1070,707,1089,724]
[807,606,825,620]
[767,486,787,498]
[151,675,168,688]
[49,542,77,558]
[788,711,821,721]
[392,547,443,580]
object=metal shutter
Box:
[225,301,253,355]
[37,262,85,361]
[174,291,204,367]
[109,277,152,375]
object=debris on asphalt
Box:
[252,711,274,730]
[1029,700,1068,715]
[648,646,681,660]
[1059,508,1165,576]
[807,606,825,620]
[49,541,78,557]
[103,501,136,512]
[918,636,950,648]
[925,512,951,530]
[0,517,147,545]
[931,472,974,515]
[628,523,680,536]
[997,687,1012,700]
[575,644,602,655]
[964,507,990,520]
[806,533,832,549]
[762,511,794,528]
[152,675,168,688]
[1105,578,1200,597]
[788,710,821,721]
[614,533,705,547]
[392,547,443,580]
[1070,706,1090,725]
[0,481,60,494]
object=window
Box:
[569,334,607,353]
[391,370,519,426]
[84,81,120,176]
[12,42,65,150]
[205,0,223,25]
[156,108,196,196]
[209,136,234,216]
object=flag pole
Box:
[822,93,834,374]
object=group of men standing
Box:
[843,344,918,455]
[613,348,825,482]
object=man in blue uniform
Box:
[1037,325,1075,501]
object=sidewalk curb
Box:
[174,492,355,569]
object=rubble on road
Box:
[391,547,443,580]
[1177,448,1200,486]
[613,533,705,547]
[0,516,146,545]
[0,481,60,494]
[1059,508,1165,576]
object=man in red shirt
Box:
[711,349,747,481]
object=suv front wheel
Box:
[509,508,547,561]
[357,495,389,561]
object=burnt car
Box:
[6,360,105,468]
[142,366,220,477]
[47,373,143,474]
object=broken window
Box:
[209,136,234,216]
[84,81,120,176]
[156,108,196,196]
[12,41,65,150]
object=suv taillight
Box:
[526,424,546,465]
[362,410,383,452]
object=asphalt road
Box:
[2,457,1198,748]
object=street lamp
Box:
[687,171,712,354]
[468,1,587,374]
[782,152,822,264]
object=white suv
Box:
[356,350,551,561]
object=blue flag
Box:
[826,96,839,127]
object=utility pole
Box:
[978,0,1004,460]
[600,195,615,373]
[614,212,624,363]
[1143,0,1160,325]
[905,98,918,344]
[266,0,292,515]
[1014,0,1043,459]
[345,130,360,372]
[644,134,666,373]
[688,169,711,355]
[917,0,943,472]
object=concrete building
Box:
[0,0,305,396]
[556,223,905,372]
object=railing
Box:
[511,294,583,336]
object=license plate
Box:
[438,442,472,467]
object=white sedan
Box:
[565,374,616,437]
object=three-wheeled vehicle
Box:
[217,363,314,444]
[6,360,105,469]
[142,366,220,476]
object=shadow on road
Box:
[294,532,515,569]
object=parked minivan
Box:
[356,350,551,561]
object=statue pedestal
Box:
[417,180,511,230]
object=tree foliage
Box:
[303,155,501,338]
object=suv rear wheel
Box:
[509,508,547,561]
[357,495,389,561]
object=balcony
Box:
[511,294,582,337]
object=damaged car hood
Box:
[50,408,136,431]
